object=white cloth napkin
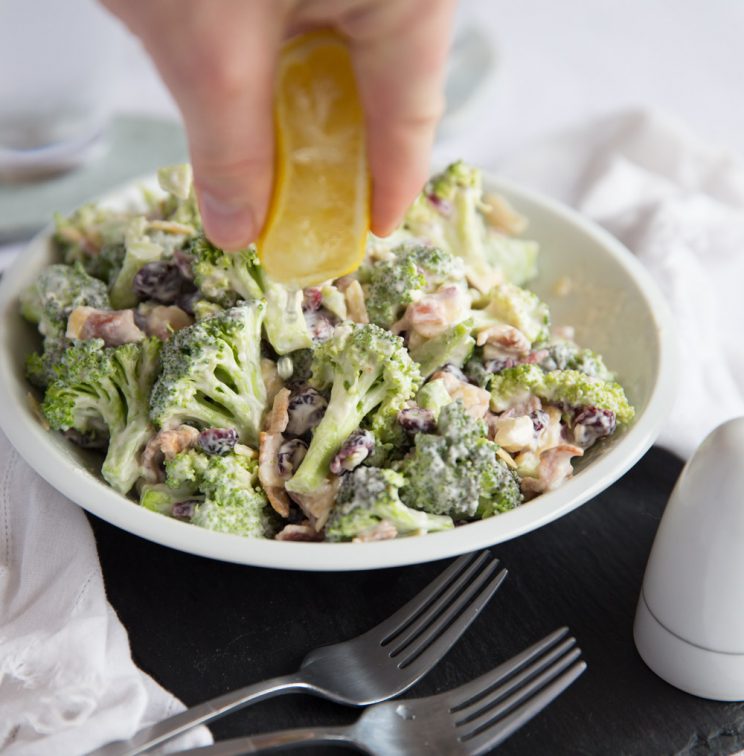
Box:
[0,428,211,755]
[496,108,744,459]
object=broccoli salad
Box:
[21,161,634,544]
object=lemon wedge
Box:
[256,31,370,288]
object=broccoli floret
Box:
[190,235,262,307]
[84,242,127,285]
[540,341,614,382]
[409,319,475,378]
[472,282,551,346]
[325,467,453,541]
[42,338,161,494]
[190,236,312,354]
[193,300,225,321]
[487,364,545,411]
[364,253,422,326]
[150,303,268,447]
[463,353,493,389]
[158,164,202,228]
[403,162,497,291]
[53,205,130,269]
[484,233,539,286]
[320,284,347,320]
[21,263,111,389]
[109,222,166,308]
[165,447,210,487]
[489,364,634,424]
[165,448,275,538]
[286,323,420,497]
[404,162,541,289]
[398,401,522,520]
[20,262,110,338]
[364,245,465,328]
[542,370,634,424]
[26,336,69,389]
[476,458,524,517]
[252,265,313,354]
[140,482,200,514]
[416,378,453,420]
[285,347,314,387]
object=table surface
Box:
[89,447,744,755]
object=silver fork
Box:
[179,627,585,756]
[91,550,507,756]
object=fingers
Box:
[100,0,455,245]
[103,0,286,250]
[343,0,456,235]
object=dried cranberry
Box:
[304,309,335,342]
[302,287,323,312]
[426,192,453,216]
[530,409,549,433]
[171,499,198,520]
[177,290,201,316]
[64,428,108,449]
[277,438,308,478]
[286,387,328,436]
[133,261,184,304]
[572,407,616,448]
[330,430,375,474]
[440,363,469,382]
[172,249,195,281]
[198,427,238,455]
[484,357,517,374]
[398,407,436,433]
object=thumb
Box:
[133,1,284,250]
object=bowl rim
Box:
[0,172,679,571]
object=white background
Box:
[107,0,744,162]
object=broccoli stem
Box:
[286,379,387,495]
[102,417,155,494]
[262,283,313,354]
[187,366,265,447]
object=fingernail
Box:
[198,190,255,251]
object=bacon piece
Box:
[138,304,192,340]
[267,388,290,434]
[481,192,527,235]
[67,307,145,346]
[475,324,530,356]
[345,280,369,324]
[288,477,341,531]
[353,521,398,543]
[147,219,197,236]
[490,415,535,453]
[432,370,490,420]
[275,521,323,542]
[258,390,293,517]
[261,358,285,407]
[394,285,469,339]
[521,443,584,497]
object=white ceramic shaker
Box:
[634,416,744,700]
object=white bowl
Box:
[0,174,678,570]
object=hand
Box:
[101,0,456,250]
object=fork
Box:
[91,550,507,756]
[178,627,585,755]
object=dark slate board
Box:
[89,448,744,755]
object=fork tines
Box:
[450,627,586,755]
[378,551,508,672]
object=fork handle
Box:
[88,673,310,756]
[176,725,362,755]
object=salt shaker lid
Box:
[634,416,744,701]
